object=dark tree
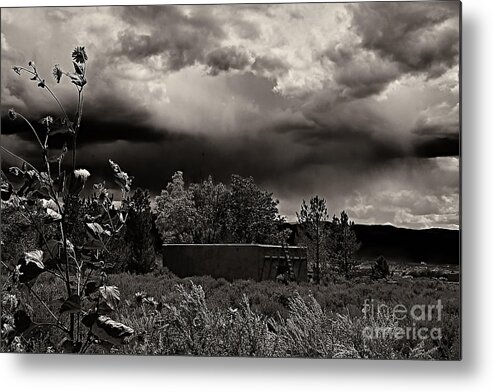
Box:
[371,255,391,280]
[225,175,281,244]
[124,188,156,273]
[189,176,229,243]
[328,211,360,279]
[296,196,329,284]
[155,171,197,244]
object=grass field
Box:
[2,264,460,359]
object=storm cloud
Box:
[349,2,460,78]
[1,3,460,229]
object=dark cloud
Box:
[271,108,406,168]
[348,2,460,78]
[322,45,401,98]
[0,3,460,229]
[411,101,459,158]
[318,2,459,100]
[62,131,306,195]
[116,31,205,72]
[205,46,251,76]
[1,113,169,147]
[414,135,460,158]
[115,5,226,71]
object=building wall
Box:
[162,244,307,282]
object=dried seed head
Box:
[52,64,63,83]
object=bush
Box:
[0,204,39,268]
[371,255,391,280]
[124,188,156,274]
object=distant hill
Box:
[284,223,460,265]
[352,224,460,265]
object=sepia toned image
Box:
[0,1,460,358]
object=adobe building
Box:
[162,244,308,282]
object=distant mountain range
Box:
[352,224,460,265]
[284,223,460,265]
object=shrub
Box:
[371,255,391,280]
[124,188,156,274]
[0,204,39,268]
[328,211,360,279]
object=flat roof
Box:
[162,243,306,249]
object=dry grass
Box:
[3,269,459,358]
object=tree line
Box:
[153,172,360,282]
[2,170,361,280]
[154,171,285,245]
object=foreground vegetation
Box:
[2,268,460,359]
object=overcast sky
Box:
[1,2,460,229]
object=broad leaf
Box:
[99,285,120,311]
[39,198,58,211]
[72,61,84,75]
[85,223,110,249]
[24,250,44,268]
[18,250,45,283]
[90,316,134,346]
[67,72,86,87]
[84,260,105,270]
[59,295,82,315]
[82,313,98,328]
[64,171,84,195]
[42,239,62,267]
[86,222,106,237]
[42,239,60,259]
[45,208,62,223]
[14,309,33,334]
[84,281,98,296]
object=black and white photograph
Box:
[1,1,460,360]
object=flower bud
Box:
[65,169,91,195]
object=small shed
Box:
[162,244,308,282]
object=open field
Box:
[2,263,460,359]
